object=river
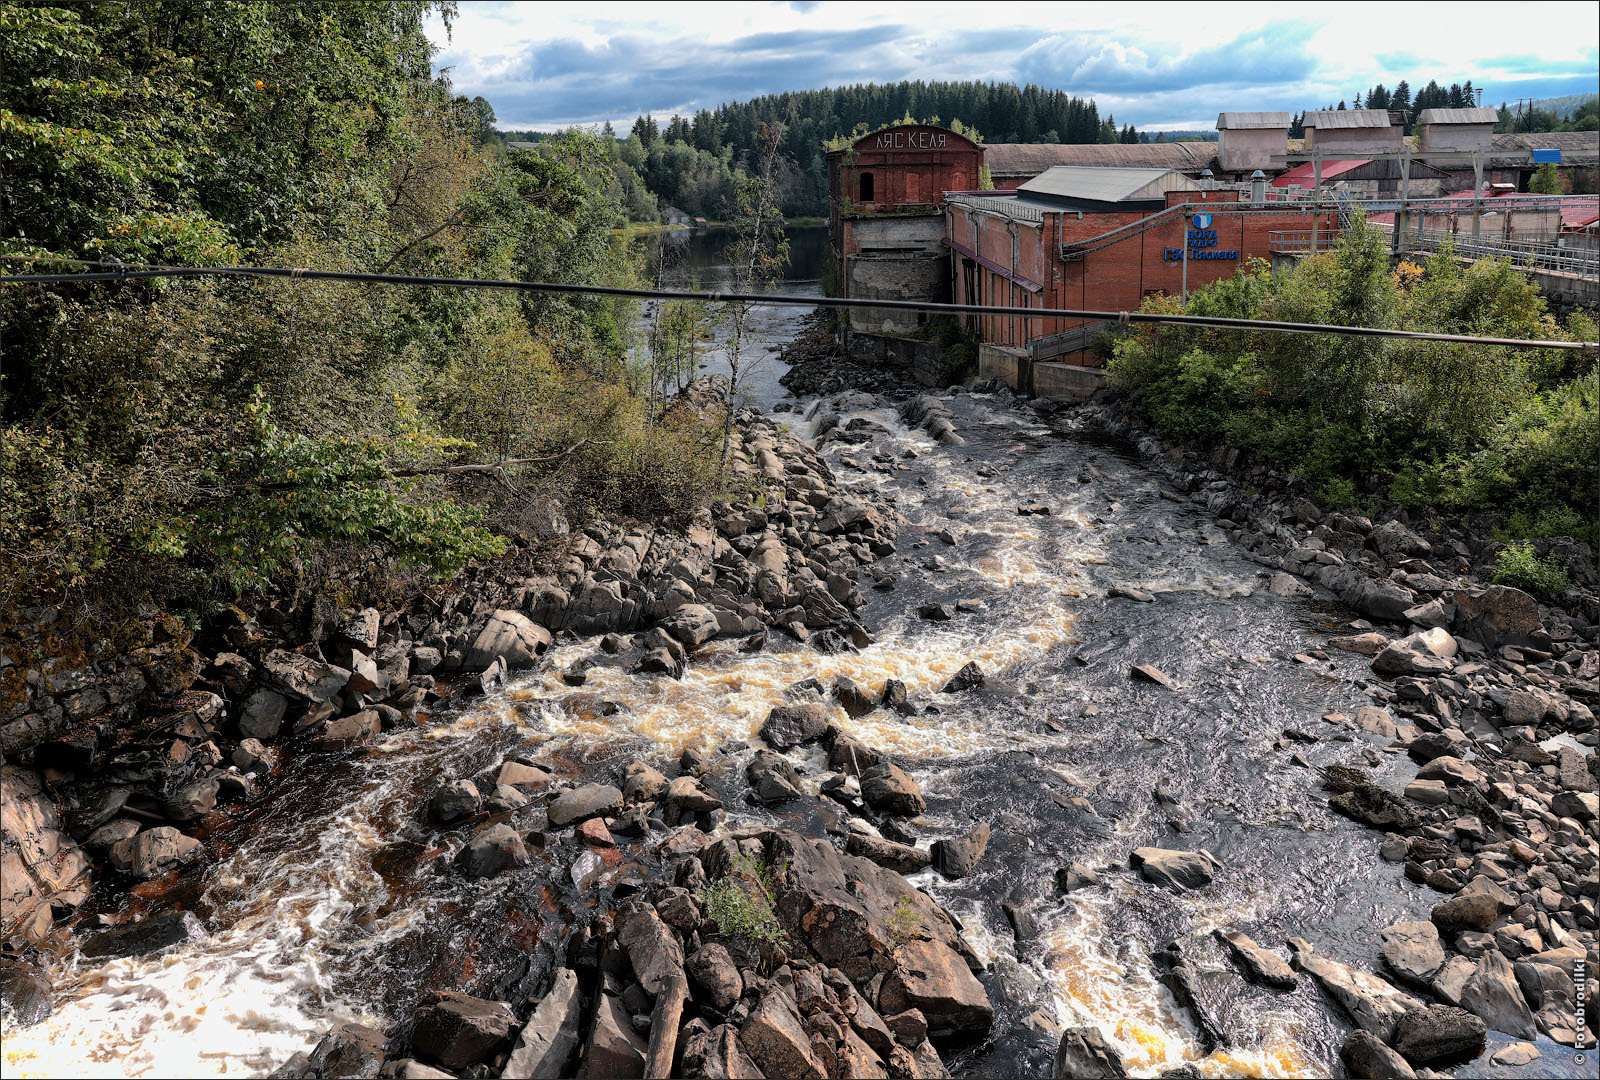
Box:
[630,225,828,409]
[0,246,1524,1079]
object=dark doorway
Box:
[859,172,874,202]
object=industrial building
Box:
[826,118,1599,397]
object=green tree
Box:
[1529,161,1565,194]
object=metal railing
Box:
[1267,230,1341,254]
[1386,230,1600,279]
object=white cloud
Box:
[426,0,1600,130]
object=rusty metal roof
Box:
[1416,107,1498,126]
[1303,110,1393,130]
[1489,131,1600,165]
[984,142,1218,176]
[1216,112,1291,130]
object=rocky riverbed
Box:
[2,336,1596,1080]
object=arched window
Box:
[859,172,874,202]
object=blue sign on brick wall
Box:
[1164,214,1239,262]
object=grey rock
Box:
[463,611,551,672]
[237,689,289,740]
[428,780,481,824]
[1391,1005,1486,1066]
[454,824,528,878]
[1339,1029,1417,1079]
[502,969,582,1079]
[1214,931,1297,990]
[1381,921,1446,985]
[412,992,517,1070]
[860,762,925,817]
[1053,1027,1127,1078]
[1130,848,1217,890]
[760,704,829,749]
[1459,950,1536,1039]
[108,826,201,879]
[547,784,623,827]
[931,823,990,878]
[79,911,205,960]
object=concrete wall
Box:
[848,332,957,387]
[978,344,1031,394]
[1305,126,1403,155]
[1032,362,1106,402]
[1218,127,1288,174]
[841,214,951,334]
[1419,123,1495,153]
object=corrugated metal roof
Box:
[1270,160,1369,187]
[1303,110,1393,130]
[1216,112,1291,130]
[1416,107,1499,126]
[1489,131,1600,165]
[984,142,1217,176]
[1018,166,1199,203]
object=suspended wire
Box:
[2,255,1594,352]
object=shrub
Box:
[1492,541,1569,598]
[699,854,785,946]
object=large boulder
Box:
[860,762,925,817]
[501,969,582,1079]
[454,824,528,878]
[686,944,742,1011]
[1342,579,1416,622]
[1214,931,1296,990]
[614,900,684,997]
[237,689,289,740]
[876,938,994,1037]
[658,604,720,649]
[760,704,829,749]
[547,784,623,828]
[1288,937,1422,1043]
[931,823,990,879]
[79,910,205,960]
[107,826,201,880]
[260,649,350,704]
[846,833,931,874]
[1458,951,1536,1039]
[746,750,804,804]
[428,780,482,825]
[463,611,550,672]
[1380,922,1446,986]
[1130,848,1216,890]
[1451,585,1539,648]
[584,992,646,1078]
[742,988,827,1079]
[1372,629,1457,677]
[1052,1027,1126,1078]
[1390,1006,1486,1066]
[1431,893,1498,935]
[412,992,518,1070]
[1339,1029,1417,1079]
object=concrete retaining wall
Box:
[1033,362,1106,402]
[849,332,954,387]
[978,345,1031,395]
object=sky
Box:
[426,1,1600,133]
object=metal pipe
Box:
[10,261,1592,351]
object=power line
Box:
[2,257,1594,352]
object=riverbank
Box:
[6,332,1597,1079]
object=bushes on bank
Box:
[0,3,721,615]
[1107,222,1598,540]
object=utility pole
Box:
[1180,213,1189,301]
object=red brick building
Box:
[828,125,984,334]
[945,168,1339,359]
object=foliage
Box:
[1491,542,1570,598]
[1529,162,1565,195]
[1107,221,1597,531]
[888,896,923,946]
[0,2,722,614]
[699,855,786,947]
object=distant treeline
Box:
[1289,79,1599,136]
[501,80,1149,222]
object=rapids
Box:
[5,389,1450,1079]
